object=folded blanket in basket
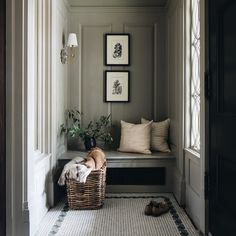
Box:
[58,156,92,185]
[58,148,106,185]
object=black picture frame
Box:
[105,34,130,66]
[104,71,130,102]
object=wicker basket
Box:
[66,162,106,210]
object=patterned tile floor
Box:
[35,193,200,236]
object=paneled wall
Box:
[166,0,185,203]
[54,0,69,159]
[6,0,69,234]
[167,0,184,173]
[27,0,69,234]
[69,7,167,147]
[185,149,201,229]
[28,0,53,234]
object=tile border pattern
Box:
[48,195,189,236]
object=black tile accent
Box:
[48,203,69,236]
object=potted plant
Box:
[60,109,113,150]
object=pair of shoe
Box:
[144,200,170,217]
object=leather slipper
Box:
[144,200,158,215]
[152,202,170,217]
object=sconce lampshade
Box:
[67,33,78,47]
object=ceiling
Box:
[68,0,168,7]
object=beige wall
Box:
[68,7,168,147]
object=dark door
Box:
[0,0,6,235]
[208,0,236,235]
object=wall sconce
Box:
[61,33,78,64]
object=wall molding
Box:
[78,23,82,114]
[173,167,185,205]
[57,0,69,21]
[63,0,70,11]
[154,23,158,121]
[185,149,201,229]
[166,0,185,207]
[69,6,166,14]
[51,0,69,206]
[68,0,167,8]
[124,22,159,120]
[167,0,184,171]
[6,0,29,234]
[124,23,158,121]
[77,23,112,125]
[124,23,157,28]
[166,0,179,17]
[23,202,29,223]
[199,0,206,231]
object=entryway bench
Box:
[57,150,176,193]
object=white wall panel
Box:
[185,149,201,229]
[189,159,201,194]
[166,1,184,206]
[167,0,183,165]
[28,0,69,234]
[30,155,51,233]
[55,0,68,159]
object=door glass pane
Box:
[190,0,200,151]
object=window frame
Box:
[185,0,201,153]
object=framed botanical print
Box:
[105,34,130,66]
[105,71,130,102]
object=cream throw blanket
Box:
[58,156,93,185]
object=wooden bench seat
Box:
[58,150,176,193]
[103,151,175,168]
[59,150,175,167]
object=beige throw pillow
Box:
[141,118,171,152]
[118,120,152,154]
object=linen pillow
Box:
[118,120,153,154]
[141,118,171,152]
